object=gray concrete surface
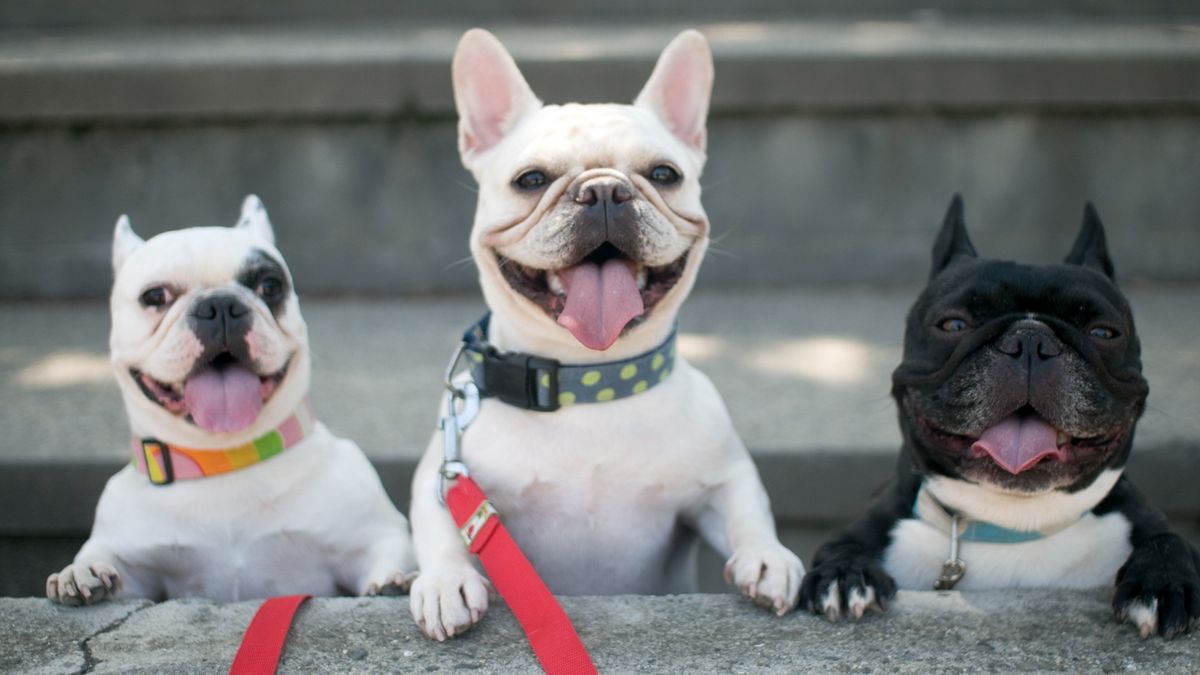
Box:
[3,19,1200,300]
[3,286,1197,462]
[1,592,1197,673]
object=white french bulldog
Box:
[409,29,804,640]
[46,196,415,604]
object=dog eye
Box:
[1089,325,1119,340]
[938,317,969,332]
[514,170,547,191]
[256,276,284,300]
[648,165,681,185]
[139,286,172,309]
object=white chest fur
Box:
[883,470,1132,590]
[456,358,740,594]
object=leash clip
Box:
[437,377,480,505]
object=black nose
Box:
[997,320,1062,360]
[190,294,251,348]
[575,180,634,208]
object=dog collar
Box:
[459,313,677,412]
[132,400,315,486]
[914,486,1082,544]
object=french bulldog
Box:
[46,196,415,604]
[408,29,804,640]
[800,196,1200,638]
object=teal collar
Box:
[461,313,677,411]
[914,486,1081,545]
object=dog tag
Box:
[934,558,966,590]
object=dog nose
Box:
[575,179,633,207]
[190,294,252,347]
[997,320,1062,360]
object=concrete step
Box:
[2,593,1198,673]
[2,18,1200,299]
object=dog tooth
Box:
[636,266,647,290]
[547,271,565,295]
[1056,431,1069,446]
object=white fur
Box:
[1121,599,1159,638]
[924,469,1124,532]
[884,510,1132,591]
[49,198,414,604]
[411,29,802,640]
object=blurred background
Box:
[1,1,1198,596]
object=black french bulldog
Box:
[799,196,1200,639]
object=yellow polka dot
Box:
[595,388,615,402]
[632,380,648,394]
[471,352,484,363]
[620,364,637,380]
[558,392,576,406]
[540,373,550,389]
[581,370,602,386]
[651,354,665,371]
[659,368,671,383]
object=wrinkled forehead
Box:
[930,260,1127,317]
[501,103,692,174]
[116,228,286,291]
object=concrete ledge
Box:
[3,19,1200,123]
[2,592,1197,673]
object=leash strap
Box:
[461,312,676,411]
[229,595,311,675]
[446,476,598,675]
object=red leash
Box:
[229,594,311,675]
[447,476,598,675]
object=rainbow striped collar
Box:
[132,401,315,486]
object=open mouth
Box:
[919,406,1122,476]
[131,352,289,434]
[497,242,688,351]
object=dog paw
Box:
[46,562,121,606]
[799,554,896,622]
[724,544,805,616]
[1113,535,1200,639]
[409,567,491,641]
[364,571,418,597]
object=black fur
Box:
[236,248,290,316]
[799,198,1200,637]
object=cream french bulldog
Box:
[46,196,415,604]
[409,29,804,640]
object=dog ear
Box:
[235,194,275,245]
[452,28,541,161]
[930,194,977,280]
[1064,202,1116,280]
[112,215,144,272]
[635,30,713,152]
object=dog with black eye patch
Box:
[46,195,415,604]
[800,196,1200,639]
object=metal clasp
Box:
[437,377,480,505]
[934,513,967,590]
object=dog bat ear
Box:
[112,214,144,272]
[1064,202,1116,280]
[235,194,275,245]
[930,194,977,280]
[635,30,713,152]
[452,28,541,163]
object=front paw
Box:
[1113,535,1200,639]
[799,554,895,622]
[724,544,805,616]
[46,562,121,606]
[409,566,491,641]
[364,570,418,597]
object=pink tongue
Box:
[971,413,1064,474]
[183,364,264,434]
[556,258,645,351]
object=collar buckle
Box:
[482,351,561,412]
[140,439,174,486]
